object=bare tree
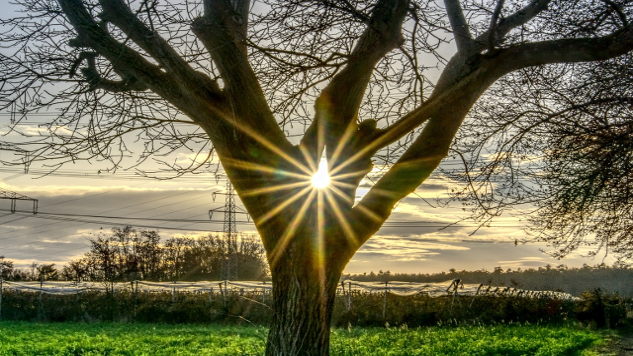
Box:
[86,234,119,291]
[448,53,633,263]
[61,258,92,281]
[2,0,633,354]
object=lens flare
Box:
[311,157,330,188]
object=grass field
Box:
[0,321,606,355]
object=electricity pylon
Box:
[0,188,38,213]
[209,180,249,280]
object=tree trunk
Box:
[265,251,342,356]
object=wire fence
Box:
[1,278,622,327]
[0,278,577,299]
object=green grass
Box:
[331,324,604,355]
[0,321,604,355]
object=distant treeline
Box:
[346,264,633,297]
[0,226,268,283]
[2,226,631,298]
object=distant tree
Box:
[86,233,119,291]
[3,0,633,354]
[61,258,91,281]
[170,234,222,280]
[0,259,14,280]
[139,230,164,279]
[163,235,189,281]
[71,226,267,281]
[36,264,59,281]
[81,226,164,283]
[163,232,267,281]
[236,235,269,280]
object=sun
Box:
[311,157,331,189]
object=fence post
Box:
[348,281,352,311]
[133,281,138,320]
[340,281,347,311]
[0,258,3,320]
[224,281,229,308]
[469,284,483,308]
[172,282,176,302]
[382,281,388,320]
[450,279,461,313]
[0,276,3,320]
[220,281,227,308]
[38,280,43,320]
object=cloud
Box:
[356,234,470,261]
[0,124,54,137]
[496,257,550,269]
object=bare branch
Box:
[98,0,210,87]
[475,0,552,49]
[302,0,409,157]
[444,0,475,54]
[496,25,633,72]
[351,9,633,239]
[487,0,505,52]
[192,0,286,147]
[599,0,629,26]
[58,0,219,110]
[78,52,148,92]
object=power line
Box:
[0,188,228,255]
[0,211,224,235]
[0,209,241,224]
[0,208,522,230]
[0,186,199,243]
[0,167,226,182]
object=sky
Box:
[0,158,614,275]
[0,0,616,276]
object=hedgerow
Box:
[1,288,630,328]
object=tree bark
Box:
[265,260,341,356]
[257,193,353,356]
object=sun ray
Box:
[202,103,315,177]
[327,123,412,178]
[325,183,350,200]
[269,189,318,269]
[223,158,308,180]
[323,189,358,246]
[328,141,379,177]
[224,121,314,176]
[258,185,314,224]
[328,123,358,171]
[328,180,363,196]
[331,169,375,182]
[316,188,327,306]
[298,136,320,173]
[353,203,385,225]
[242,180,311,197]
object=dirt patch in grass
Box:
[590,328,633,356]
